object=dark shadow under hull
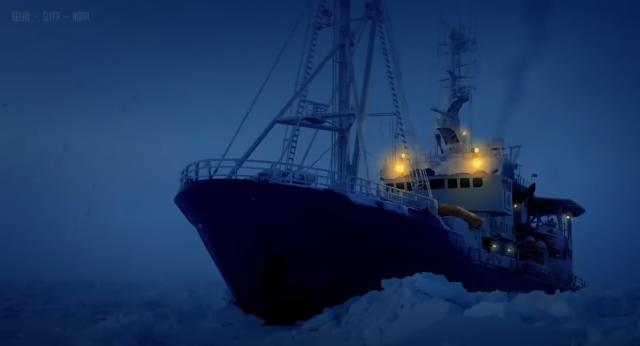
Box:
[175,179,570,324]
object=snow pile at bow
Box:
[2,275,640,346]
[288,273,640,346]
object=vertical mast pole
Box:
[335,0,351,179]
[350,0,379,182]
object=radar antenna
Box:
[430,23,477,157]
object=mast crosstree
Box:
[229,0,424,193]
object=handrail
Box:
[178,158,438,214]
[514,173,531,188]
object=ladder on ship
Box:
[283,0,328,168]
[377,7,430,195]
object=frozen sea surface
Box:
[1,273,640,346]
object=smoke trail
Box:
[495,0,554,136]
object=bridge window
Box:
[460,178,470,188]
[447,178,458,188]
[502,179,511,192]
[406,182,413,191]
[396,182,405,190]
[430,179,445,189]
[472,177,483,188]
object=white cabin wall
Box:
[384,174,517,239]
[440,216,482,248]
[476,213,515,240]
[423,174,514,214]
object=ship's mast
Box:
[430,24,476,157]
[229,0,380,187]
[334,0,352,177]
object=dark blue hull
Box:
[174,179,567,324]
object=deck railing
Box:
[179,158,438,214]
[514,174,531,188]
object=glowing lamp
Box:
[394,164,404,173]
[472,147,480,153]
[462,131,467,135]
[472,158,481,168]
[401,153,406,158]
[566,215,570,219]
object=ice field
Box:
[1,272,639,346]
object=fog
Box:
[1,0,639,287]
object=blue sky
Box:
[0,0,639,288]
